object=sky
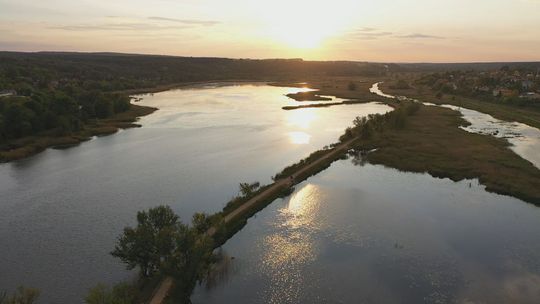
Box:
[0,0,539,62]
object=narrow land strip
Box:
[148,137,357,304]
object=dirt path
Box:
[148,276,174,304]
[148,137,356,303]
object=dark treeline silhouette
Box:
[0,52,389,92]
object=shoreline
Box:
[117,79,276,96]
[0,104,157,163]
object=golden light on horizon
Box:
[250,0,360,50]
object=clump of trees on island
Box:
[340,101,420,142]
[0,90,130,143]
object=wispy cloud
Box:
[49,16,219,32]
[347,28,393,40]
[355,27,377,32]
[148,16,220,26]
[346,27,446,41]
[50,22,188,32]
[395,33,445,39]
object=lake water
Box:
[0,83,391,303]
[192,159,540,304]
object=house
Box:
[522,80,534,90]
[520,92,540,100]
[493,88,517,97]
[476,86,491,93]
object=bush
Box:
[85,283,137,304]
[0,286,40,304]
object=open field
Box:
[354,104,540,204]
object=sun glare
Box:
[286,109,316,129]
[251,0,360,49]
[288,131,311,144]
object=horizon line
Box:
[1,50,539,65]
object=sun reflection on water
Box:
[286,109,316,129]
[288,131,311,144]
[259,184,323,303]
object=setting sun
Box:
[249,0,361,49]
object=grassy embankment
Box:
[272,77,388,110]
[209,143,351,247]
[272,78,540,205]
[380,80,540,129]
[0,104,156,162]
[276,77,540,204]
[346,103,540,205]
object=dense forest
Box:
[0,52,390,144]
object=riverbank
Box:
[271,77,389,103]
[0,104,156,163]
[278,78,540,204]
[116,80,271,95]
[351,103,540,205]
[380,81,540,130]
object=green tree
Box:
[166,227,214,300]
[238,182,260,197]
[360,122,374,139]
[95,97,114,118]
[192,213,211,234]
[111,206,179,277]
[3,103,35,138]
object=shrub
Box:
[0,286,40,304]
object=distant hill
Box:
[0,51,388,93]
[396,62,540,72]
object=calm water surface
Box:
[192,159,540,304]
[0,84,390,303]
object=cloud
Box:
[355,27,377,32]
[148,16,220,26]
[49,16,219,32]
[395,33,445,39]
[347,28,393,40]
[345,27,446,41]
[49,22,188,32]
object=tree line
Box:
[0,89,130,142]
